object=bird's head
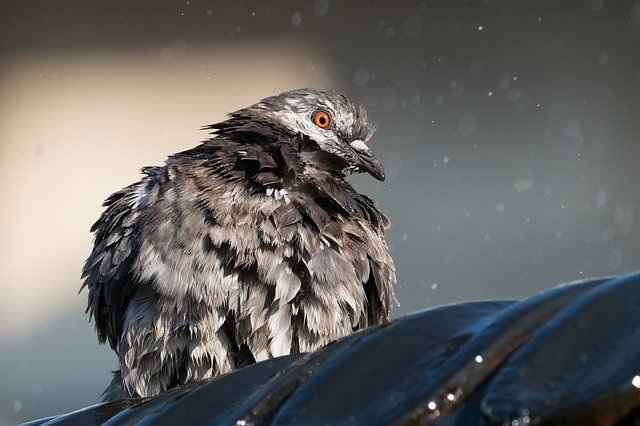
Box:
[216,88,385,181]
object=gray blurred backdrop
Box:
[1,1,639,423]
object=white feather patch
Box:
[350,139,369,153]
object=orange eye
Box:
[312,111,331,129]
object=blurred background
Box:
[1,0,639,423]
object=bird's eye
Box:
[312,111,331,129]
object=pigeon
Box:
[81,88,396,401]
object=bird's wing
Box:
[313,178,396,326]
[81,167,159,350]
[357,194,395,323]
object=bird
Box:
[81,88,396,401]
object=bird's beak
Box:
[350,139,386,181]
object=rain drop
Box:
[596,190,608,209]
[507,88,521,100]
[292,12,302,27]
[514,177,533,192]
[597,51,609,65]
[313,0,329,17]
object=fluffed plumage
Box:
[81,88,396,401]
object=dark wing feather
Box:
[312,176,395,327]
[81,169,158,350]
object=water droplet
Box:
[614,205,634,234]
[475,355,483,363]
[514,177,533,192]
[451,81,464,97]
[354,67,373,87]
[292,12,302,27]
[596,190,608,209]
[470,62,484,74]
[597,51,609,65]
[313,0,330,17]
[507,88,522,100]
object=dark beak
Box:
[348,139,385,181]
[356,151,386,181]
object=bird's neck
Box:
[299,149,349,181]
